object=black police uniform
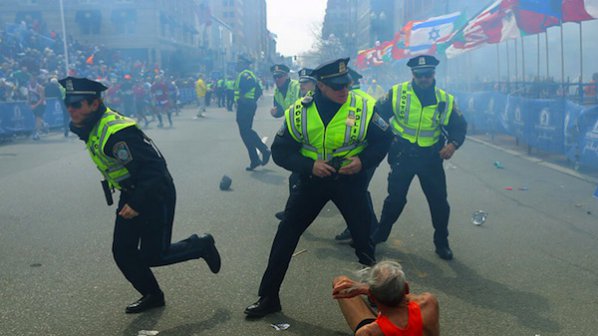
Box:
[236,60,270,170]
[244,59,393,318]
[371,56,467,260]
[61,77,222,313]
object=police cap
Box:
[58,76,107,104]
[407,55,439,74]
[270,64,290,75]
[313,57,352,85]
[298,68,316,83]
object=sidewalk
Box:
[469,133,598,184]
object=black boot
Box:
[195,234,221,273]
[244,295,281,318]
[125,292,165,314]
[434,241,453,260]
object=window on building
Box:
[75,10,102,35]
[111,9,137,34]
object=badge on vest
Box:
[113,141,133,164]
[346,114,356,127]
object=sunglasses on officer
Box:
[326,82,351,91]
[413,71,435,79]
[273,73,286,79]
[66,100,84,109]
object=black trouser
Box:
[217,89,225,107]
[258,173,376,298]
[236,99,268,165]
[112,184,205,295]
[226,90,234,111]
[362,168,379,232]
[373,153,450,247]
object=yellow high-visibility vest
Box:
[390,82,454,147]
[285,92,373,161]
[86,109,137,190]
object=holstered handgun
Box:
[101,180,114,206]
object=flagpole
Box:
[536,34,540,80]
[579,22,583,90]
[496,43,500,83]
[506,40,511,90]
[545,31,550,79]
[515,39,519,83]
[59,0,69,75]
[560,20,565,96]
[521,36,525,83]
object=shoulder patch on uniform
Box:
[113,141,133,164]
[372,112,389,131]
[277,123,287,137]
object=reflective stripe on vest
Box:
[390,81,454,147]
[234,69,257,101]
[274,80,300,110]
[86,109,137,190]
[284,92,373,161]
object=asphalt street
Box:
[1,91,597,335]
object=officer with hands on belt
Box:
[270,64,300,118]
[234,55,271,171]
[370,55,467,260]
[60,77,222,314]
[244,58,393,318]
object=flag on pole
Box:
[356,40,394,69]
[403,12,465,56]
[445,0,521,59]
[562,0,598,21]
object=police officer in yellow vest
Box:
[244,58,393,318]
[370,55,467,260]
[270,64,300,118]
[234,55,270,171]
[59,77,222,314]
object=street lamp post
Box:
[59,0,70,75]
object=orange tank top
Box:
[375,301,423,336]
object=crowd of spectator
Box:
[0,16,197,107]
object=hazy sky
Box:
[266,0,327,56]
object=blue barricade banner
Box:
[526,98,565,153]
[578,105,598,167]
[44,98,67,129]
[0,101,36,135]
[0,98,65,137]
[502,95,530,140]
[179,87,196,105]
[564,100,585,162]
